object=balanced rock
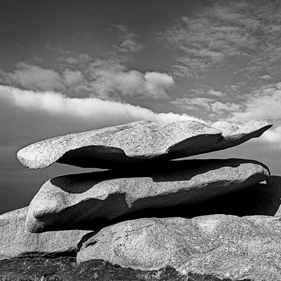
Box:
[0,207,90,259]
[17,120,271,169]
[25,158,269,232]
[77,215,281,280]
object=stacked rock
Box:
[14,119,281,280]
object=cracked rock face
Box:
[0,207,90,259]
[77,215,281,281]
[17,120,271,169]
[25,158,269,232]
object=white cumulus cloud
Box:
[114,24,144,53]
[226,82,281,146]
[0,60,174,100]
[211,101,240,115]
[229,84,281,122]
[259,126,281,146]
[1,62,64,92]
[0,85,203,125]
[87,60,175,99]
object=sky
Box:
[1,0,281,215]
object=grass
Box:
[0,254,252,281]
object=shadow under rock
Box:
[50,158,268,194]
[132,175,281,218]
[55,133,223,169]
[73,176,281,233]
[46,162,276,233]
[183,175,281,217]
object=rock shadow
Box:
[109,175,281,221]
[56,176,281,233]
[197,175,281,217]
[41,160,274,234]
[50,158,267,194]
[54,133,223,169]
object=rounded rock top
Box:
[17,119,272,169]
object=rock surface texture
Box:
[17,120,271,169]
[0,207,90,259]
[25,158,269,232]
[77,215,281,281]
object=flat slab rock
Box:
[25,158,269,232]
[77,215,281,281]
[0,207,90,259]
[17,120,271,169]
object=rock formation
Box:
[26,158,269,232]
[9,119,280,280]
[0,207,90,259]
[17,120,271,169]
[77,215,281,280]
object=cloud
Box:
[223,82,281,146]
[211,101,240,115]
[228,83,281,122]
[62,69,85,86]
[118,35,143,53]
[0,62,64,92]
[258,125,281,146]
[142,72,174,99]
[114,24,144,53]
[161,0,281,78]
[172,97,240,118]
[0,85,204,129]
[172,97,214,111]
[86,59,175,99]
[208,89,226,97]
[189,87,226,98]
[114,24,128,33]
[58,53,92,66]
[258,75,272,80]
[0,59,175,100]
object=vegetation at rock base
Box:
[0,255,252,281]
